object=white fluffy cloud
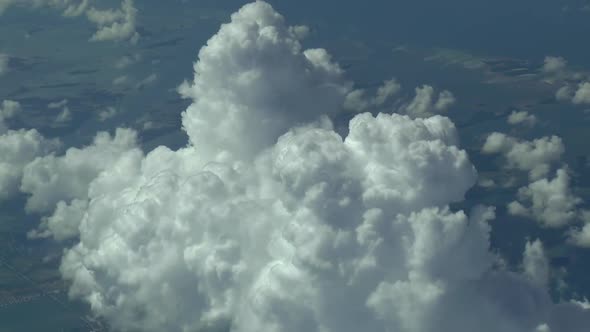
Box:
[0,100,59,201]
[400,85,456,118]
[19,2,590,332]
[0,0,138,43]
[572,82,590,104]
[482,133,564,181]
[508,110,537,127]
[508,168,582,228]
[87,0,139,43]
[543,56,567,74]
[0,99,21,133]
[555,82,590,105]
[343,78,401,112]
[343,81,453,118]
[20,128,139,213]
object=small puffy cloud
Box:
[507,110,537,127]
[0,53,9,75]
[98,106,118,121]
[482,133,564,181]
[556,82,590,105]
[344,79,402,112]
[543,56,567,74]
[399,85,455,118]
[508,168,582,228]
[114,53,141,69]
[556,85,574,101]
[375,79,401,105]
[0,0,137,43]
[572,82,590,105]
[0,99,21,132]
[87,0,139,43]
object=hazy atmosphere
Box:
[1,1,590,331]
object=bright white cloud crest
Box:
[14,2,590,332]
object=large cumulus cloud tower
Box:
[25,1,590,332]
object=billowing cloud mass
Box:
[482,133,564,181]
[16,2,590,332]
[0,100,59,201]
[507,168,582,228]
[0,0,138,42]
[21,128,139,214]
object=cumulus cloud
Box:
[343,78,401,112]
[20,128,139,214]
[0,99,21,133]
[556,85,574,101]
[543,56,567,74]
[508,168,582,228]
[508,110,537,127]
[0,100,59,201]
[98,106,118,121]
[482,133,564,181]
[87,0,139,43]
[572,82,590,104]
[567,211,590,248]
[399,85,455,118]
[555,82,590,105]
[20,2,590,332]
[0,0,138,43]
